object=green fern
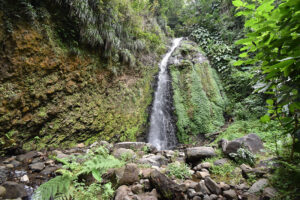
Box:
[79,155,125,180]
[32,172,74,200]
[33,146,125,200]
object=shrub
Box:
[167,162,191,180]
[229,148,256,166]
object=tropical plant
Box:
[32,146,124,200]
[233,0,300,159]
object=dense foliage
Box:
[233,0,300,159]
[170,41,226,143]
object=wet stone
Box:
[248,179,268,194]
[14,170,27,178]
[31,157,42,164]
[223,189,237,199]
[3,156,16,164]
[187,188,197,198]
[29,162,45,172]
[214,158,229,166]
[41,166,60,176]
[0,186,6,197]
[16,151,38,162]
[2,181,28,199]
[20,175,29,183]
[205,177,221,195]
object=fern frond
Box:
[32,173,74,200]
[78,155,124,178]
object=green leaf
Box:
[266,99,274,106]
[232,0,245,8]
[233,60,244,66]
[92,169,102,182]
[261,115,270,123]
[239,52,248,58]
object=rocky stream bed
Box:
[0,134,278,200]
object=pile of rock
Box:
[0,134,278,200]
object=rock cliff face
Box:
[0,1,165,154]
[169,40,227,143]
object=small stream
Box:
[148,38,183,150]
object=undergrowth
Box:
[214,120,286,155]
[33,146,124,200]
[166,162,192,180]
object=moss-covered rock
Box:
[169,40,227,143]
[0,2,165,154]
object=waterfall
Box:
[148,38,183,150]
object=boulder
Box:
[3,156,16,164]
[184,180,198,189]
[41,166,60,176]
[90,141,113,151]
[2,181,28,199]
[196,171,210,179]
[222,134,264,155]
[223,189,237,199]
[137,154,168,167]
[53,150,69,159]
[140,168,153,179]
[29,162,45,172]
[240,164,266,179]
[150,170,185,200]
[195,180,210,194]
[219,182,230,190]
[209,194,218,200]
[236,183,249,191]
[187,188,197,198]
[137,189,159,200]
[262,187,277,199]
[205,177,221,195]
[113,148,136,160]
[0,186,6,197]
[114,142,156,152]
[114,185,132,200]
[131,183,144,194]
[201,162,212,169]
[193,196,202,200]
[16,151,38,162]
[116,163,140,185]
[186,147,216,162]
[248,178,268,194]
[214,158,229,166]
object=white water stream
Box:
[148,38,183,150]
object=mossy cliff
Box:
[169,40,227,143]
[0,0,168,153]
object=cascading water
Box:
[148,38,183,150]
